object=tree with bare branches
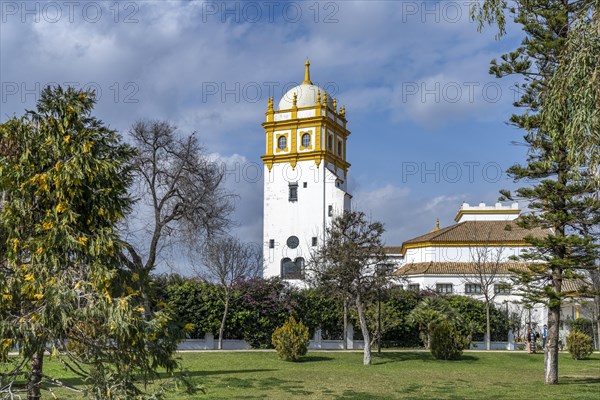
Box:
[309,211,387,365]
[197,236,262,349]
[460,235,508,350]
[121,119,234,287]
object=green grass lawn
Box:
[10,351,600,399]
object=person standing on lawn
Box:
[542,324,548,348]
[527,328,537,354]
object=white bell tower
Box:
[262,60,352,281]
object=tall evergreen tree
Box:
[473,0,600,384]
[0,87,181,399]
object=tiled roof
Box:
[403,219,547,245]
[562,278,594,295]
[395,261,532,276]
[384,246,403,255]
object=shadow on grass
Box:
[560,377,600,385]
[297,355,334,363]
[334,389,392,399]
[208,375,312,395]
[183,368,277,378]
[374,352,479,365]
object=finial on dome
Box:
[292,92,298,107]
[267,96,273,111]
[322,91,327,107]
[340,105,345,117]
[317,89,321,103]
[333,98,337,112]
[303,58,312,85]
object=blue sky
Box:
[1,1,530,273]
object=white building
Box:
[389,202,593,339]
[262,60,351,280]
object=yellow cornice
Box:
[454,209,520,222]
[262,118,350,138]
[261,152,350,173]
[400,241,531,256]
[268,104,347,125]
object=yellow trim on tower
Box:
[275,133,288,154]
[261,60,351,173]
[298,131,313,151]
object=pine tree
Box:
[0,86,181,399]
[473,0,600,384]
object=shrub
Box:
[566,318,594,338]
[271,316,310,362]
[566,330,594,360]
[430,321,465,360]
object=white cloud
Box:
[1,1,527,273]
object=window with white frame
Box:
[408,284,420,291]
[494,283,511,295]
[465,284,482,294]
[436,283,453,294]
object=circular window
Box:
[278,136,287,150]
[286,236,299,249]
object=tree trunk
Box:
[218,294,229,350]
[28,350,44,400]
[343,297,348,350]
[486,302,491,351]
[544,303,560,384]
[595,295,600,350]
[355,293,371,365]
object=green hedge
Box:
[161,277,511,349]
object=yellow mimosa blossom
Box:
[2,293,12,302]
[42,221,53,230]
[83,141,94,153]
[12,238,18,252]
[135,307,145,313]
[35,246,44,255]
[56,202,67,213]
[65,134,71,143]
[103,288,112,303]
[24,273,34,281]
[77,236,88,245]
[34,293,44,300]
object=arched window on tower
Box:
[301,133,311,148]
[281,257,304,279]
[278,136,287,150]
